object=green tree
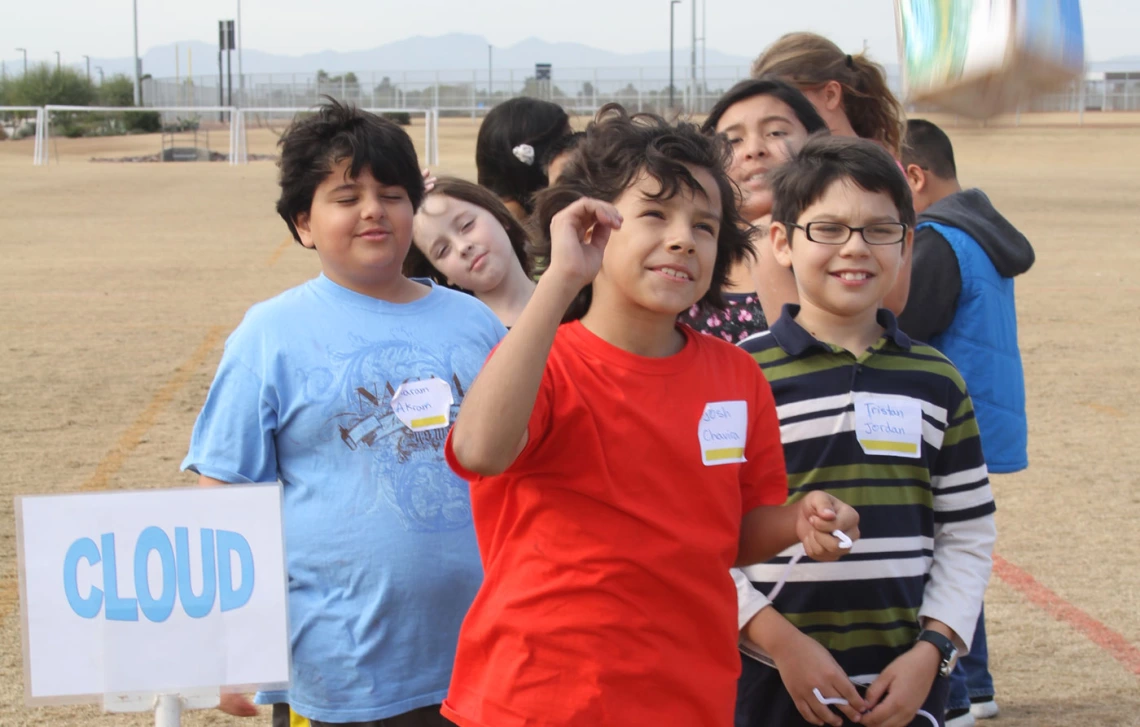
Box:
[7,63,95,106]
[98,74,136,107]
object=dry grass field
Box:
[1,112,1138,726]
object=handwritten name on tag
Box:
[390,378,454,432]
[853,392,923,458]
[699,401,748,466]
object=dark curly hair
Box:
[530,103,754,322]
[404,176,534,286]
[276,97,425,244]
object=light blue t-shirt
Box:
[182,274,505,723]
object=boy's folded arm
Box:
[919,510,996,653]
[450,274,581,476]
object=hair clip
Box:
[512,144,536,166]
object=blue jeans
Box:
[948,607,995,711]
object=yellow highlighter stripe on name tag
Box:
[705,447,745,461]
[411,415,448,428]
[862,440,919,455]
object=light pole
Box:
[690,0,696,112]
[669,0,680,110]
[132,0,141,106]
[488,45,493,104]
[15,48,26,75]
[236,0,244,107]
[96,65,104,85]
[82,55,90,81]
[54,51,60,71]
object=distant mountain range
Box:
[4,34,1135,82]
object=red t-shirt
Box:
[443,321,787,727]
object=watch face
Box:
[944,648,960,677]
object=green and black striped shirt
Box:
[738,305,995,680]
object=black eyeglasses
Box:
[788,221,908,246]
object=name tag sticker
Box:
[699,400,748,466]
[853,393,923,459]
[391,378,454,432]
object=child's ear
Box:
[905,164,926,195]
[822,80,845,112]
[771,222,794,269]
[294,212,316,250]
[902,225,915,261]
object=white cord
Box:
[811,688,939,726]
[765,529,852,601]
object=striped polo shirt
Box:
[738,305,995,679]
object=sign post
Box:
[16,484,290,725]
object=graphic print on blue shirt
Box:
[318,337,473,533]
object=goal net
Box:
[40,105,241,165]
[238,107,438,166]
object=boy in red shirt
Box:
[445,105,860,727]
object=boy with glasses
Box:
[734,135,996,727]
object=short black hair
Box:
[770,135,916,231]
[276,98,424,244]
[702,77,829,136]
[902,118,958,180]
[476,98,571,214]
[531,103,753,323]
[404,176,534,285]
[540,130,586,176]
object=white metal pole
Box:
[154,694,181,727]
[132,0,141,105]
[702,0,707,108]
[690,0,696,113]
[237,0,244,107]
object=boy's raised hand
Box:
[547,197,622,292]
[796,491,859,561]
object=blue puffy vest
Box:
[923,221,1028,474]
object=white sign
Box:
[853,393,924,459]
[698,400,748,466]
[16,484,290,705]
[391,378,454,432]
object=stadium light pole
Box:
[96,65,104,85]
[15,48,26,75]
[236,0,244,107]
[132,0,141,106]
[54,51,60,71]
[690,0,696,112]
[669,0,680,110]
[82,55,90,81]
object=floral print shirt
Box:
[678,292,769,343]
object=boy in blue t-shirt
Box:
[182,100,505,727]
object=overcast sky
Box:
[3,0,1132,66]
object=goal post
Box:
[237,106,438,167]
[41,105,239,164]
[1,106,47,166]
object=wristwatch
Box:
[916,630,959,678]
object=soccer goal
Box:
[39,105,240,165]
[1,106,47,165]
[237,107,439,166]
